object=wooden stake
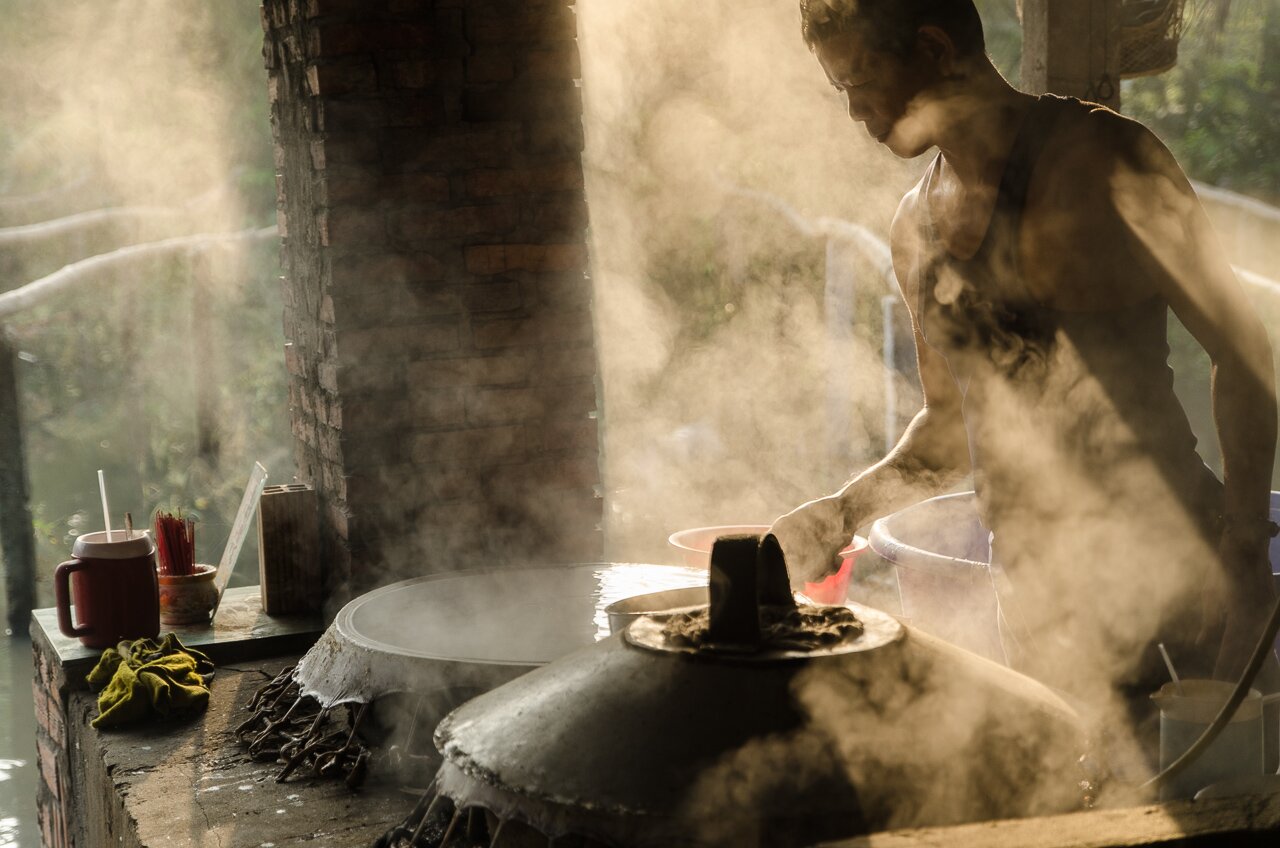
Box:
[0,329,35,634]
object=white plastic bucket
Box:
[1151,679,1265,801]
[864,492,1004,662]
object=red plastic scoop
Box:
[803,555,857,605]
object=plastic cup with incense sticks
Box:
[154,509,217,625]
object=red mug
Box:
[55,530,160,648]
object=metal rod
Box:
[346,702,369,740]
[402,692,426,755]
[489,818,507,847]
[304,705,331,738]
[400,779,437,824]
[439,809,462,846]
[465,807,479,839]
[409,792,446,844]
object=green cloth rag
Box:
[86,633,215,729]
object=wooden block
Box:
[257,484,322,615]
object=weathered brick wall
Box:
[32,640,70,848]
[261,0,601,606]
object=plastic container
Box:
[851,489,1280,666]
[863,492,1004,662]
[1151,679,1264,801]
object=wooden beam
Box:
[821,792,1280,847]
[1020,0,1122,109]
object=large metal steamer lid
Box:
[433,601,1088,846]
[292,563,706,706]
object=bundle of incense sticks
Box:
[154,510,196,576]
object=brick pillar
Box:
[261,0,601,606]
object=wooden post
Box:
[257,484,321,615]
[1020,0,1123,110]
[0,327,35,634]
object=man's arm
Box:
[772,188,972,581]
[1109,121,1278,675]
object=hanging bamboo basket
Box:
[1118,0,1186,79]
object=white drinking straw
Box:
[1158,642,1184,696]
[97,469,113,543]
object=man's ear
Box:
[915,25,959,77]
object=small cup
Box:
[55,530,160,648]
[157,564,219,626]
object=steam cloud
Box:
[0,1,282,598]
[578,0,1278,826]
[578,0,925,562]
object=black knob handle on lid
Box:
[707,533,797,647]
[757,533,794,608]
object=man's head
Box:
[799,0,985,58]
[802,0,987,157]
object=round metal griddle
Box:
[292,563,707,707]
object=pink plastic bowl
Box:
[667,525,868,604]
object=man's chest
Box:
[929,186,1153,312]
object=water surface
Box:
[0,634,36,848]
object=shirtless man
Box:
[772,0,1279,733]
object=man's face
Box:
[814,26,938,158]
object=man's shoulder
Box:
[1039,95,1163,171]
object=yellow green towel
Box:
[87,633,215,728]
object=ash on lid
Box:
[630,531,876,657]
[661,602,864,652]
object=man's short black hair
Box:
[800,0,986,58]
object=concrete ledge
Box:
[822,793,1280,848]
[70,656,410,848]
[31,585,323,684]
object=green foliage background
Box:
[0,1,286,611]
[973,0,1280,205]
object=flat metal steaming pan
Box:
[293,563,707,706]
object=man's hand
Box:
[769,494,852,586]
